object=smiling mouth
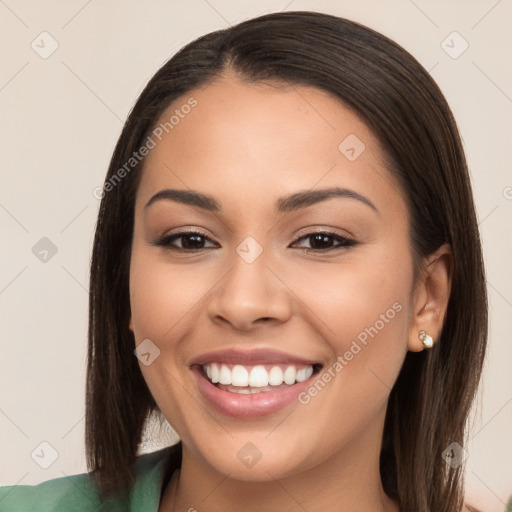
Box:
[199,362,323,394]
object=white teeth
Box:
[268,366,284,386]
[249,366,269,387]
[202,363,315,388]
[231,365,249,386]
[296,368,306,382]
[283,366,296,385]
[219,364,231,385]
[210,363,219,383]
[296,366,313,382]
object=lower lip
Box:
[192,366,316,418]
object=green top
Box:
[2,447,511,511]
[0,446,173,511]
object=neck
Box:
[159,410,399,512]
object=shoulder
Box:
[0,470,100,512]
[0,446,173,512]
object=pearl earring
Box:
[419,330,434,349]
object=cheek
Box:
[281,261,410,457]
[290,249,412,347]
[129,247,217,443]
[129,248,214,342]
[286,248,412,408]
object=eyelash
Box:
[152,229,357,253]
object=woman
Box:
[0,10,488,512]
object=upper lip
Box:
[190,348,321,367]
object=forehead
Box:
[135,77,407,220]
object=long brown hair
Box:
[86,11,487,511]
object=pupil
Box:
[183,234,204,249]
[180,234,335,250]
[311,234,332,249]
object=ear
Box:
[408,243,453,352]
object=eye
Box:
[152,230,217,251]
[152,229,357,253]
[290,231,357,252]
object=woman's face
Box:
[129,76,417,480]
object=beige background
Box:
[0,1,511,510]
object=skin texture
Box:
[128,75,452,512]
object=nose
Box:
[206,248,293,332]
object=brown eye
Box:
[153,231,217,251]
[291,231,357,252]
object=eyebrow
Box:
[144,187,378,214]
